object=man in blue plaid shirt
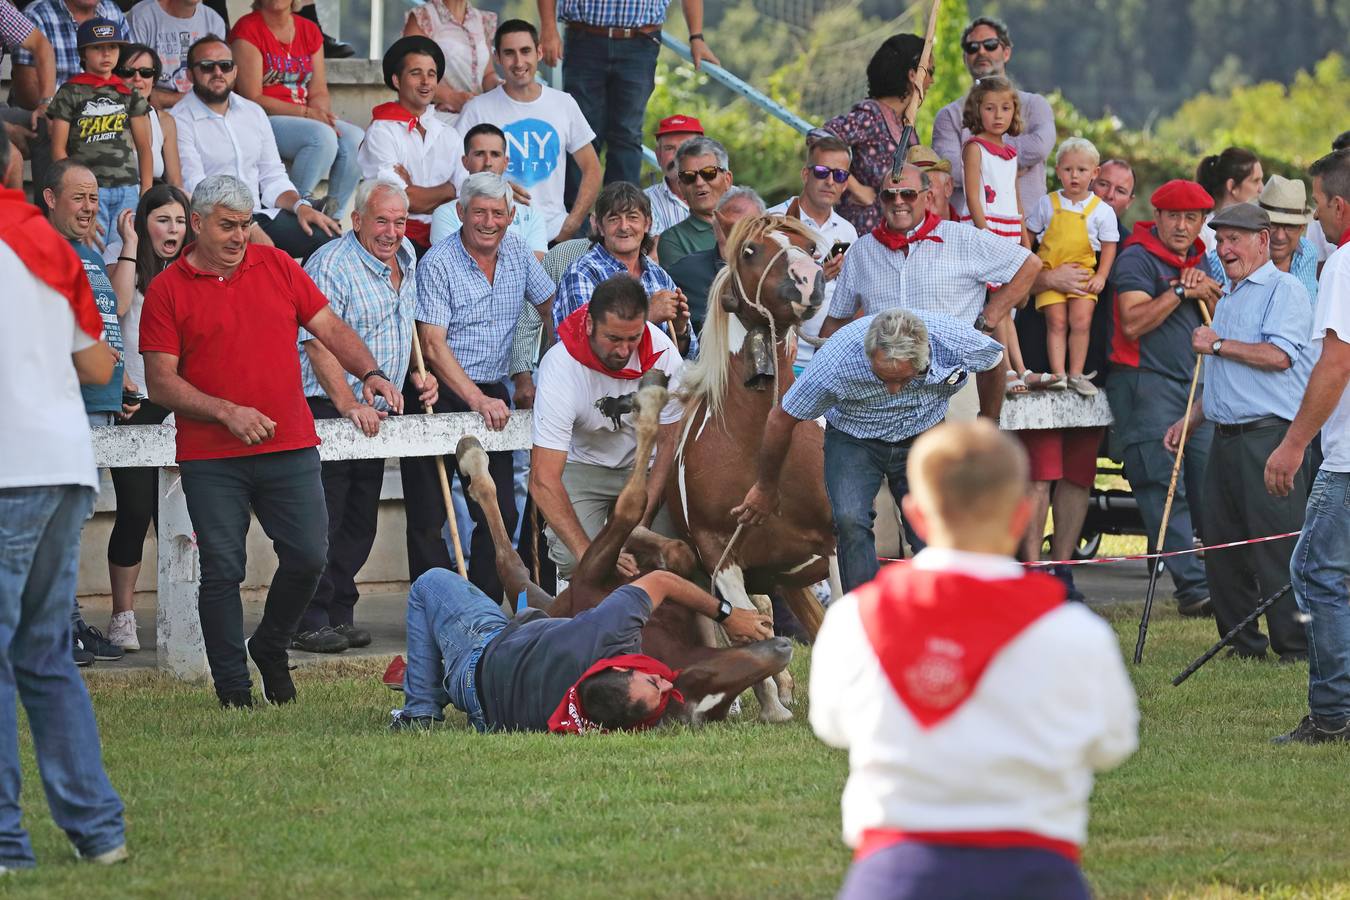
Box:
[733,309,1003,592]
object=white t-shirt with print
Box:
[532,323,684,469]
[456,85,595,241]
[1026,191,1120,250]
[1315,241,1350,471]
[127,0,227,96]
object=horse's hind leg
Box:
[714,566,792,723]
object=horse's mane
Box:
[678,214,823,421]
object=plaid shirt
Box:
[0,0,34,70]
[554,241,696,356]
[299,231,418,410]
[783,312,1003,442]
[559,0,670,27]
[829,221,1033,324]
[416,231,555,383]
[12,0,127,85]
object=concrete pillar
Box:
[157,466,209,681]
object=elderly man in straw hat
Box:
[906,145,958,222]
[1259,175,1321,307]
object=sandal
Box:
[1021,370,1050,389]
[1042,374,1069,391]
[1067,374,1099,396]
[1005,369,1029,396]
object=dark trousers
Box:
[180,448,328,697]
[400,379,517,602]
[254,210,337,263]
[1200,421,1309,657]
[302,397,384,632]
[838,842,1089,900]
[107,400,171,567]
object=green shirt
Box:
[47,81,150,187]
[656,214,714,269]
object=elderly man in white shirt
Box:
[172,35,338,261]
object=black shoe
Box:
[333,623,372,648]
[247,638,296,705]
[1276,651,1309,665]
[290,626,349,654]
[1178,596,1214,618]
[322,33,354,58]
[388,709,440,732]
[1051,565,1086,603]
[73,640,95,667]
[218,690,255,709]
[1273,714,1350,744]
[1225,647,1269,662]
[75,624,124,661]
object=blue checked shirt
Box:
[299,232,418,411]
[1208,237,1319,311]
[559,0,670,27]
[1202,260,1314,425]
[13,0,127,85]
[415,231,555,384]
[829,220,1033,324]
[554,242,697,356]
[783,312,1003,442]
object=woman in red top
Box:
[230,0,364,219]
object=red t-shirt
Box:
[139,244,328,461]
[229,11,322,106]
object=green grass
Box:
[7,607,1350,899]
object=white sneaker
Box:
[78,843,128,865]
[108,612,139,652]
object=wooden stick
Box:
[902,0,942,128]
[410,334,468,580]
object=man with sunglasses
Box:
[769,134,859,371]
[172,35,339,262]
[657,135,732,269]
[931,15,1055,215]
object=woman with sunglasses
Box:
[115,43,183,188]
[105,184,194,651]
[819,33,932,234]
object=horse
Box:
[666,213,837,723]
[453,371,794,726]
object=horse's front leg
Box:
[713,565,792,723]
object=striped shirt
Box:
[1207,237,1319,310]
[13,0,128,84]
[300,231,418,410]
[559,0,670,27]
[415,231,555,383]
[1202,260,1314,425]
[783,312,1003,442]
[829,220,1033,324]
[554,241,697,356]
[645,179,688,236]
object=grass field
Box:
[8,604,1350,899]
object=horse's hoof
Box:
[758,703,793,724]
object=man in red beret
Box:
[644,114,704,238]
[1104,179,1225,618]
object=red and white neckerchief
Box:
[548,653,682,734]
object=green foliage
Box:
[920,0,971,141]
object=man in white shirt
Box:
[531,273,684,578]
[811,419,1136,899]
[125,0,224,108]
[172,35,339,261]
[357,35,466,256]
[457,19,600,244]
[768,134,858,370]
[644,113,701,237]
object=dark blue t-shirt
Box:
[477,585,652,732]
[72,239,123,413]
[1110,235,1221,383]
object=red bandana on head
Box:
[548,653,683,734]
[855,562,1064,729]
[1121,221,1207,271]
[557,304,666,380]
[370,101,421,133]
[66,72,132,95]
[967,135,1017,160]
[0,189,104,340]
[872,210,944,253]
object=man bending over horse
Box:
[390,568,771,733]
[811,419,1138,900]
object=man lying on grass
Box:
[390,569,772,733]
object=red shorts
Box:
[1016,427,1103,488]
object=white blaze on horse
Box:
[668,214,837,723]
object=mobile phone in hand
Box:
[829,240,851,259]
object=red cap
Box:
[655,115,704,137]
[1150,179,1215,212]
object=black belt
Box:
[566,22,661,39]
[1216,415,1288,437]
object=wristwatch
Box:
[1172,283,1187,299]
[1211,339,1224,357]
[361,368,391,383]
[293,197,313,213]
[714,598,733,622]
[973,312,995,335]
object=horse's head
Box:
[720,215,825,334]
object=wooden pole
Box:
[410,334,468,580]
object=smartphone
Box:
[828,240,852,259]
[122,390,144,406]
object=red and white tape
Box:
[880,530,1303,568]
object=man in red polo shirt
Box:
[140,174,402,709]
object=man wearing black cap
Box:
[356,35,467,257]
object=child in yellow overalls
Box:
[1031,138,1119,396]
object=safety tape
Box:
[879,530,1303,568]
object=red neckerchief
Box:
[966,135,1017,160]
[1338,225,1350,248]
[872,210,944,253]
[947,202,960,222]
[370,101,421,133]
[557,304,665,380]
[548,653,683,734]
[66,72,132,95]
[1121,221,1206,270]
[0,189,104,340]
[855,562,1065,729]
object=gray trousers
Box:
[546,461,674,578]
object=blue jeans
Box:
[0,486,124,866]
[1293,470,1350,723]
[824,426,925,593]
[402,569,507,732]
[1122,435,1212,605]
[563,29,659,188]
[97,183,139,259]
[268,115,364,213]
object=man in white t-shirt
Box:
[1266,147,1350,745]
[531,273,684,578]
[126,0,224,108]
[456,19,599,245]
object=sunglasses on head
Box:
[115,65,156,79]
[192,59,235,73]
[880,188,922,202]
[809,165,849,184]
[962,38,1003,54]
[678,165,726,185]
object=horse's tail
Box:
[676,262,736,421]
